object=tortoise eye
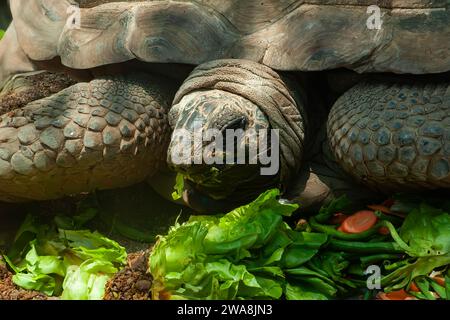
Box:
[222,116,248,131]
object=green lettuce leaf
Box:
[399,203,450,257]
[285,282,329,300]
[12,273,56,296]
[382,255,450,292]
[150,189,298,300]
[4,215,126,299]
[23,242,65,276]
[203,189,297,255]
[171,173,185,200]
[61,260,118,300]
[59,229,127,265]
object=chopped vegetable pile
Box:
[1,211,127,300]
[150,189,450,300]
[1,188,449,300]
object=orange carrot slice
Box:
[339,210,378,234]
[378,289,413,300]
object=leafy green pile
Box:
[3,188,449,300]
[149,189,450,300]
[2,212,126,299]
[316,200,450,299]
[151,189,300,299]
[379,203,450,297]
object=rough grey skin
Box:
[328,81,450,191]
[0,73,175,201]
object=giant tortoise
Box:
[0,0,449,212]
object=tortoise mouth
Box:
[181,171,280,214]
[179,165,260,200]
[167,127,281,202]
[174,161,281,207]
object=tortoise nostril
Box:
[222,116,248,131]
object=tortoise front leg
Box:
[327,81,450,192]
[0,72,175,202]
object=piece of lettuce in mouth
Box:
[171,168,223,200]
[2,213,127,299]
[171,168,230,201]
[171,173,185,201]
[0,29,4,40]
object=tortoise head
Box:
[167,59,306,213]
[167,89,279,212]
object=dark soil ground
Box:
[0,72,75,114]
[104,250,153,300]
[0,250,153,300]
[0,256,49,300]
